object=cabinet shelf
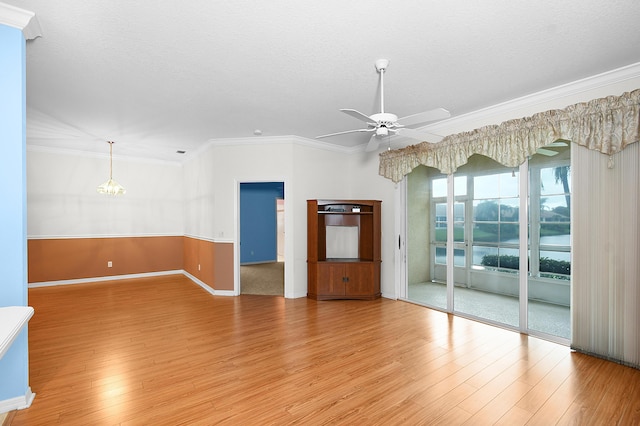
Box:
[318,211,373,215]
[307,199,381,300]
[322,258,373,263]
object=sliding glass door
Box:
[405,145,571,342]
[527,150,571,339]
[456,166,521,328]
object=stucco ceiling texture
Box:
[6,0,640,161]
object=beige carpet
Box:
[240,262,284,296]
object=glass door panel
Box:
[527,145,571,340]
[454,159,520,328]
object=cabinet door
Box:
[345,263,374,296]
[317,263,346,296]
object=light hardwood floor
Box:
[6,274,640,425]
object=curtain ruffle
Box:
[379,89,640,182]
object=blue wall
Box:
[0,25,30,402]
[240,182,284,264]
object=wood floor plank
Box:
[494,405,533,426]
[514,350,574,414]
[462,380,533,425]
[554,357,634,425]
[6,274,640,425]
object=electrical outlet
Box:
[198,264,201,271]
[107,261,113,268]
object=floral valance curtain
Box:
[379,89,640,182]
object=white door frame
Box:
[234,178,291,297]
[394,179,407,300]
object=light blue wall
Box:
[240,182,284,264]
[0,24,30,402]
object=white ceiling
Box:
[5,0,640,162]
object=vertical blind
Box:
[568,143,638,367]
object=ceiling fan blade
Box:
[316,128,374,139]
[536,147,559,156]
[395,127,444,143]
[340,109,376,124]
[365,134,380,152]
[397,108,451,127]
[545,141,568,147]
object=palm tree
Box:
[554,166,570,210]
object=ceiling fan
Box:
[317,59,450,152]
[536,141,569,156]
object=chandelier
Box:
[97,141,126,195]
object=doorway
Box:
[239,182,285,296]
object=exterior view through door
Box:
[406,145,571,342]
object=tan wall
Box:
[28,236,184,283]
[183,236,214,287]
[213,242,234,291]
[28,235,236,291]
[182,237,234,291]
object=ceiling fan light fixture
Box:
[97,141,126,195]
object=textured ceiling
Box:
[5,0,640,162]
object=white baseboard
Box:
[28,270,184,288]
[0,387,35,414]
[27,269,240,299]
[182,271,235,296]
[28,270,237,297]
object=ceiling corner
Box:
[0,2,42,39]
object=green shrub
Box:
[480,254,570,275]
[481,255,519,270]
[539,257,571,275]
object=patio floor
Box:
[408,281,570,340]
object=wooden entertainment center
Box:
[307,199,381,300]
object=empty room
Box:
[1,1,640,424]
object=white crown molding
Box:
[293,135,362,154]
[422,62,640,136]
[207,135,296,146]
[204,63,640,154]
[0,2,41,40]
[24,62,640,162]
[205,135,360,154]
[27,144,183,167]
